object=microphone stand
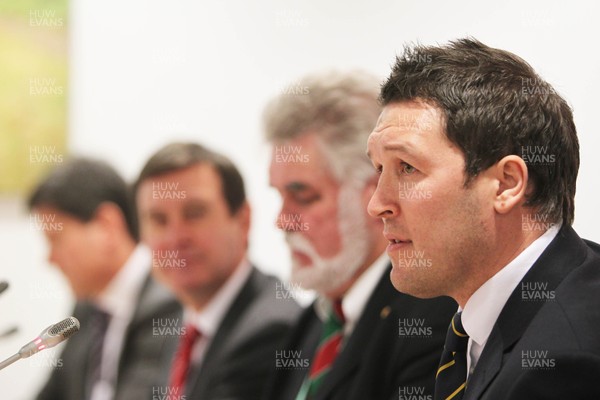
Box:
[0,353,21,371]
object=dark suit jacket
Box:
[173,267,302,400]
[263,264,457,400]
[35,274,181,400]
[464,226,600,400]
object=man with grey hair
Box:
[263,71,456,400]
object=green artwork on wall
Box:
[0,0,68,195]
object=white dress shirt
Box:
[91,244,152,400]
[315,252,389,337]
[461,225,560,376]
[294,253,389,398]
[184,258,253,366]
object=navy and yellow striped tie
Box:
[435,312,469,400]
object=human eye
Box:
[292,191,320,206]
[148,212,167,227]
[400,162,416,175]
[286,183,320,206]
[184,204,208,220]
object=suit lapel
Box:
[464,226,588,399]
[116,273,181,389]
[127,273,178,328]
[463,329,503,400]
[186,268,260,397]
[315,265,395,400]
[72,301,97,400]
[292,310,322,396]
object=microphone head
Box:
[18,317,80,358]
[48,317,80,339]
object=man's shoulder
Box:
[223,267,302,342]
[535,239,600,348]
[243,266,302,317]
[484,235,600,398]
[539,233,600,322]
[497,230,600,350]
[491,299,600,400]
[130,274,182,326]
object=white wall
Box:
[2,0,599,398]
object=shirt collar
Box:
[462,225,560,347]
[315,252,389,335]
[95,244,151,319]
[184,259,252,338]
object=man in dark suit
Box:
[263,71,456,400]
[367,38,600,399]
[135,142,301,400]
[29,158,181,400]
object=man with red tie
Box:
[263,71,456,400]
[135,142,300,399]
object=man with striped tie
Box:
[367,38,600,399]
[263,71,456,400]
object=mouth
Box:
[384,233,410,243]
[384,233,412,251]
[291,250,312,267]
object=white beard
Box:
[285,183,371,294]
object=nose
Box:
[47,246,65,272]
[275,201,299,232]
[163,218,193,250]
[275,212,284,231]
[47,248,57,266]
[368,173,399,219]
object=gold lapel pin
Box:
[380,306,391,319]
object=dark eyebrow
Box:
[183,200,209,211]
[367,142,414,160]
[285,182,309,192]
[383,143,412,153]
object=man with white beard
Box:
[262,71,456,400]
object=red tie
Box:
[306,300,345,397]
[169,324,201,396]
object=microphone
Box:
[0,281,8,295]
[0,317,80,370]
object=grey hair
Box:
[263,70,382,184]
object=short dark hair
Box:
[380,38,579,226]
[28,158,139,240]
[135,142,246,215]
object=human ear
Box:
[493,155,529,214]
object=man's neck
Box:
[93,240,137,298]
[454,222,547,308]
